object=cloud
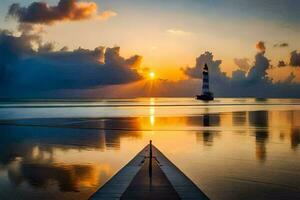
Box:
[97,10,117,20]
[256,41,266,53]
[234,58,251,71]
[7,0,116,25]
[283,72,296,84]
[1,26,300,98]
[182,52,224,80]
[181,41,300,98]
[274,42,289,48]
[166,29,192,36]
[38,42,55,53]
[247,52,270,82]
[0,29,35,79]
[290,50,300,67]
[0,30,143,97]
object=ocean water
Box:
[0,98,299,200]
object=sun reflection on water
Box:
[0,99,300,200]
[149,98,156,127]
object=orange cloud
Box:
[97,10,118,21]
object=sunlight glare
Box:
[149,72,156,80]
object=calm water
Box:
[0,98,299,200]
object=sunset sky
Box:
[1,0,300,98]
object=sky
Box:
[0,0,300,98]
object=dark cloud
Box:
[247,52,270,82]
[0,29,35,80]
[274,42,289,48]
[38,42,55,53]
[234,58,250,72]
[290,50,300,67]
[0,30,143,97]
[7,0,115,25]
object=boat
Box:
[196,63,214,101]
[90,141,209,200]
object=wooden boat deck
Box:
[90,143,209,200]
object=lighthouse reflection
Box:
[194,111,220,146]
[202,114,212,145]
[249,111,269,162]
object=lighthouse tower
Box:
[202,64,210,95]
[196,63,214,101]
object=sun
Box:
[149,72,156,80]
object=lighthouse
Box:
[196,63,214,101]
